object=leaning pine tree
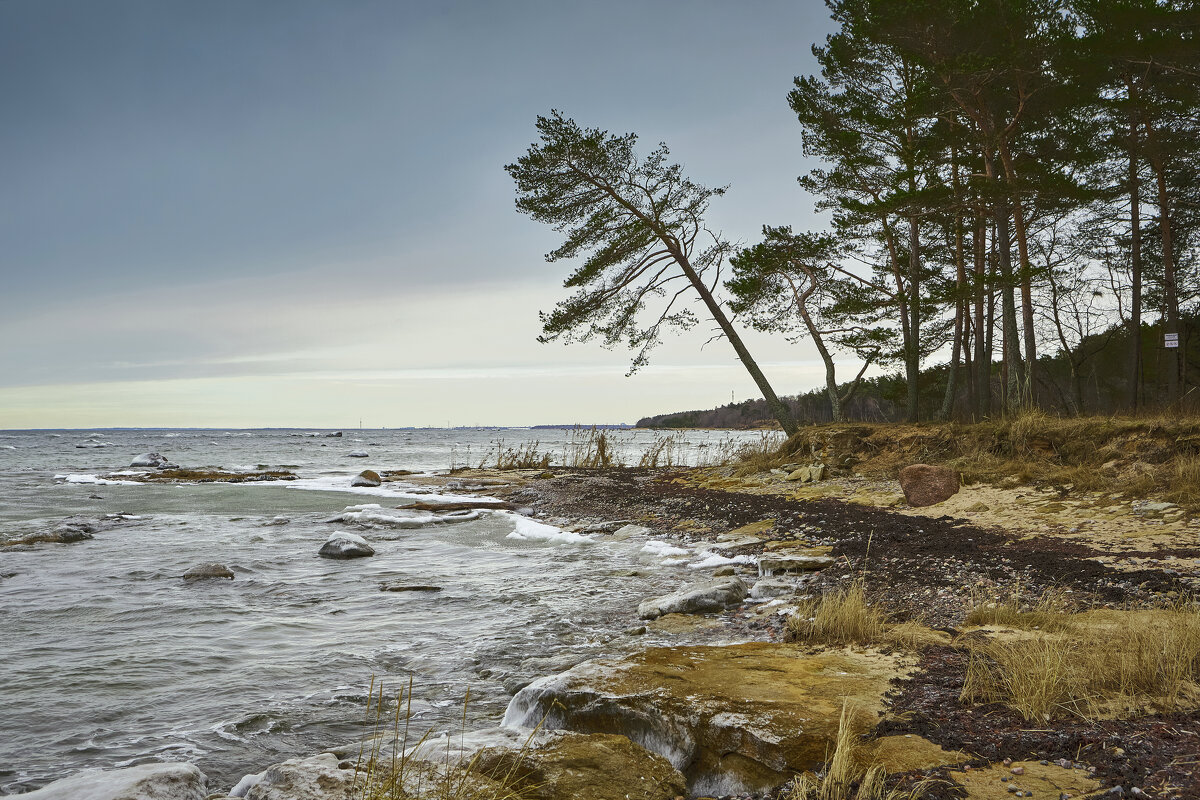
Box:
[507,111,799,435]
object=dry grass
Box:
[959,601,1200,721]
[356,680,535,800]
[1166,455,1200,506]
[964,584,1076,632]
[786,701,935,800]
[788,579,888,646]
[637,432,686,467]
[486,441,551,471]
[734,432,792,476]
[562,427,622,468]
[787,577,945,650]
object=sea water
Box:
[0,427,772,794]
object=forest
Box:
[511,0,1199,429]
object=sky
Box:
[0,0,843,429]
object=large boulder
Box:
[503,643,912,795]
[17,763,207,800]
[350,470,381,487]
[243,753,357,800]
[318,532,375,559]
[636,577,747,620]
[898,464,959,507]
[473,732,687,800]
[130,453,169,468]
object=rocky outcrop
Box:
[636,577,747,620]
[130,453,169,468]
[785,464,827,482]
[182,563,234,581]
[318,532,375,559]
[898,464,959,507]
[242,753,357,800]
[17,763,207,800]
[503,643,912,795]
[350,470,381,487]
[473,732,687,800]
[757,553,834,576]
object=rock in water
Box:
[318,532,375,559]
[503,643,912,795]
[347,450,369,458]
[244,753,357,800]
[130,452,169,468]
[473,732,687,800]
[16,762,207,800]
[182,563,234,581]
[636,577,747,620]
[350,470,381,487]
[898,464,959,507]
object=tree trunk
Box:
[941,156,967,421]
[1126,86,1143,411]
[677,259,799,435]
[975,216,989,418]
[1147,149,1180,406]
[998,139,1036,407]
[906,214,921,422]
[995,199,1023,414]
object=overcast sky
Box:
[0,0,842,429]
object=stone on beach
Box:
[242,753,357,800]
[636,577,748,620]
[16,763,207,800]
[318,532,375,559]
[350,470,381,487]
[182,563,235,581]
[130,453,169,468]
[898,463,960,507]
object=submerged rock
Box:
[636,577,747,620]
[473,732,687,800]
[347,450,369,458]
[17,762,207,800]
[503,643,912,794]
[130,453,169,468]
[898,463,959,507]
[350,470,381,487]
[318,532,375,559]
[380,583,442,592]
[243,753,356,800]
[182,563,234,581]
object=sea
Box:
[0,427,776,795]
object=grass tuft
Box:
[964,583,1076,632]
[787,579,888,646]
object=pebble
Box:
[1011,766,1025,775]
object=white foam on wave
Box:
[330,504,482,528]
[503,513,592,544]
[641,540,690,557]
[278,474,497,504]
[55,473,141,486]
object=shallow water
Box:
[0,427,771,794]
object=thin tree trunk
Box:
[998,139,1037,407]
[907,215,921,422]
[941,153,967,421]
[1127,85,1143,411]
[676,259,799,435]
[995,198,1023,414]
[975,215,989,418]
[1144,143,1180,406]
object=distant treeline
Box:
[638,313,1200,428]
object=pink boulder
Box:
[898,464,960,507]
